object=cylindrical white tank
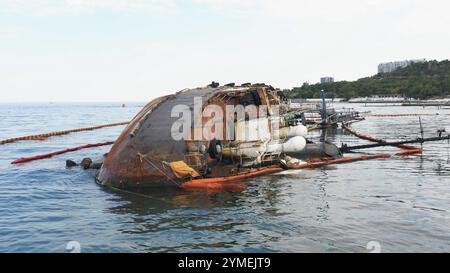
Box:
[282,136,307,152]
[222,136,307,158]
[272,125,308,140]
[284,125,308,138]
[221,142,266,158]
[267,136,307,153]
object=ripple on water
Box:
[1,103,450,252]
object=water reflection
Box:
[315,171,331,222]
[104,186,245,215]
[2,103,450,252]
[99,172,339,253]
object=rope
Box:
[131,146,181,187]
[11,141,114,164]
[1,122,129,145]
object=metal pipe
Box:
[320,89,328,125]
[340,135,450,152]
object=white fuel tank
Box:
[222,136,307,158]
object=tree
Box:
[287,60,450,100]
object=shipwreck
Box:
[5,83,449,190]
[96,83,342,190]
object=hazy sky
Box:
[1,0,449,102]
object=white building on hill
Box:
[378,59,426,74]
[320,77,335,83]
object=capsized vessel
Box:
[97,83,341,189]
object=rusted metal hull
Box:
[97,86,245,189]
[97,84,335,190]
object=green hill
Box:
[288,60,450,100]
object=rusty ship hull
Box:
[97,83,339,190]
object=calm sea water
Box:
[0,102,449,253]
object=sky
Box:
[0,0,449,102]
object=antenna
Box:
[419,116,424,139]
[320,89,328,126]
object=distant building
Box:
[378,59,426,74]
[320,77,335,84]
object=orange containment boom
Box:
[1,122,129,145]
[288,154,391,169]
[181,153,392,190]
[366,114,439,118]
[181,167,284,189]
[342,123,423,155]
[11,141,114,164]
